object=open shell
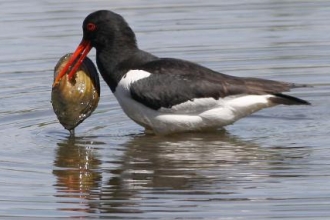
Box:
[51,53,100,133]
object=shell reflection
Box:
[51,53,100,133]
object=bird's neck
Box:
[96,43,136,92]
[96,45,158,93]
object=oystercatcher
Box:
[53,10,310,135]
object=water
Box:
[0,0,330,219]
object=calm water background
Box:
[0,0,330,219]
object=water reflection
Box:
[53,136,104,213]
[53,131,311,215]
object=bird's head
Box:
[53,10,136,86]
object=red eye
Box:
[87,22,96,31]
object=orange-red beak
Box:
[53,40,92,87]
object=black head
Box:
[53,10,137,86]
[82,10,137,50]
[53,10,138,86]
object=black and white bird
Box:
[54,10,310,135]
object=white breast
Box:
[114,70,157,128]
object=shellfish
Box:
[51,53,100,134]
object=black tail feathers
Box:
[269,93,310,106]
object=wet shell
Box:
[51,53,100,133]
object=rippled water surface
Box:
[1,0,330,219]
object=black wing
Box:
[130,58,309,110]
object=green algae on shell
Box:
[51,53,100,134]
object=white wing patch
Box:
[116,69,151,93]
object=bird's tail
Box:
[269,93,311,105]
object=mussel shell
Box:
[51,53,100,132]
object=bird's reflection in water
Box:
[53,130,311,215]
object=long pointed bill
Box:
[53,40,92,87]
